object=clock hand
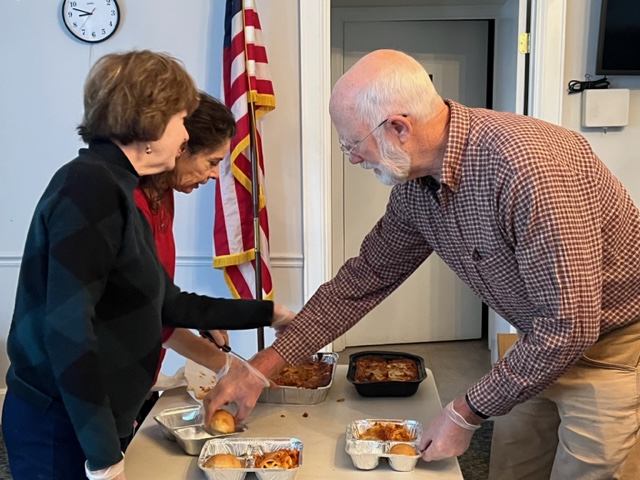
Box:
[80,8,96,29]
[72,7,93,16]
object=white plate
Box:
[184,359,219,402]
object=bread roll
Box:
[389,443,417,455]
[210,409,235,433]
[203,453,242,468]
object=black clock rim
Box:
[61,0,120,44]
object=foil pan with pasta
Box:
[345,419,422,472]
[198,437,303,480]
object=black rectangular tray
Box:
[346,350,427,397]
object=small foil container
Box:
[154,405,246,455]
[258,352,338,405]
[154,405,203,441]
[345,419,422,472]
[198,437,303,480]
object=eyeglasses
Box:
[339,114,408,157]
[339,118,389,157]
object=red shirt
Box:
[133,186,176,380]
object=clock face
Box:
[62,0,120,44]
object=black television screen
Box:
[596,0,640,75]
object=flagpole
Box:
[248,101,265,351]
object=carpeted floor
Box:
[459,420,493,479]
[0,423,492,480]
[0,431,11,480]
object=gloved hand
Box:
[213,352,233,380]
[203,352,270,424]
[271,304,296,336]
[419,400,481,462]
[213,351,250,380]
[85,456,126,480]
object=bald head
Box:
[330,49,442,128]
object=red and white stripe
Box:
[213,0,275,300]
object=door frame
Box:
[298,0,566,351]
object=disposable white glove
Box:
[214,353,233,380]
[85,456,125,480]
[203,352,270,424]
[271,304,296,336]
[419,400,481,462]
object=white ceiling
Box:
[332,0,507,6]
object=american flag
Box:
[213,0,275,300]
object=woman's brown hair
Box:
[77,50,199,144]
[138,91,236,209]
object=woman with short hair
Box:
[3,50,290,480]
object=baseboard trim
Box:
[2,254,304,269]
[0,256,21,267]
[175,253,303,269]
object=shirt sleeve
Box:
[273,185,434,364]
[161,273,274,331]
[468,151,604,416]
[43,168,125,469]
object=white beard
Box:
[361,137,411,186]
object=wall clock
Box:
[62,0,121,44]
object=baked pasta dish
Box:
[254,448,300,468]
[269,360,333,389]
[353,355,419,382]
[358,422,413,441]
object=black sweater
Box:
[6,140,272,469]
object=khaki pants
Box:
[489,321,640,480]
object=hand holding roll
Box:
[203,352,270,425]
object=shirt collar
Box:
[438,99,469,193]
[87,139,140,179]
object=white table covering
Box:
[125,365,463,479]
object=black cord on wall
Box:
[567,75,610,94]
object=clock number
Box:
[63,0,119,43]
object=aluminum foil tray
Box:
[345,419,422,472]
[198,437,303,480]
[154,405,203,441]
[258,352,338,405]
[154,405,246,456]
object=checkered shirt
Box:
[273,100,640,416]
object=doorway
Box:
[298,0,566,358]
[332,18,492,347]
[329,1,526,349]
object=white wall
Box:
[562,0,640,204]
[0,0,303,389]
